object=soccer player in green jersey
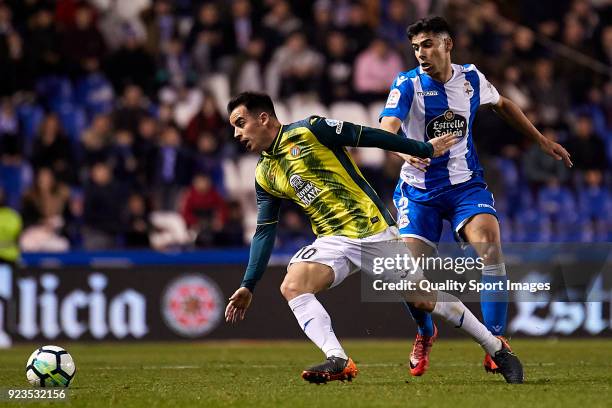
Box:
[224,92,523,384]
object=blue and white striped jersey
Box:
[380,63,500,200]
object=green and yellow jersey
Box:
[242,116,434,291]
[256,116,396,239]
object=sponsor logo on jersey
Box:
[385,89,401,109]
[417,90,439,97]
[477,203,495,211]
[464,81,474,97]
[325,118,344,134]
[161,275,223,337]
[425,109,467,140]
[289,174,322,206]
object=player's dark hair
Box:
[406,16,452,40]
[227,92,277,118]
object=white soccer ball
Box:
[25,345,76,387]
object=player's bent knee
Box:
[280,278,307,301]
[281,262,334,301]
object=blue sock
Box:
[403,301,434,337]
[480,264,508,336]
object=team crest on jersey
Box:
[289,174,321,206]
[426,109,467,140]
[289,144,301,158]
[464,81,474,97]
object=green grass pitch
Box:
[1,339,610,407]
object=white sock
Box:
[432,291,502,355]
[288,293,348,360]
[482,263,507,276]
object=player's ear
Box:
[445,37,453,52]
[259,111,269,125]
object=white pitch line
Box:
[77,362,558,371]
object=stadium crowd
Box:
[0,0,610,252]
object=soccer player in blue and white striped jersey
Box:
[379,16,572,377]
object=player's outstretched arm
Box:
[310,116,457,158]
[226,182,281,324]
[492,96,573,167]
[380,116,431,172]
[358,126,457,158]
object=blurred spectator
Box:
[510,27,540,73]
[538,177,576,226]
[578,169,609,240]
[266,31,324,99]
[343,2,375,54]
[24,7,61,78]
[187,2,235,74]
[320,30,354,104]
[378,0,415,51]
[184,92,225,148]
[75,57,114,118]
[230,37,266,95]
[193,132,224,190]
[309,0,334,52]
[230,0,258,52]
[81,114,112,168]
[143,0,177,57]
[596,25,612,66]
[83,162,123,249]
[134,115,159,187]
[212,200,245,247]
[63,189,84,248]
[20,167,69,228]
[262,0,302,47]
[523,128,570,189]
[500,66,531,111]
[0,98,18,136]
[181,173,228,247]
[30,113,75,184]
[60,3,106,75]
[353,38,403,104]
[529,58,570,127]
[122,192,152,248]
[566,114,607,171]
[110,130,139,187]
[0,30,25,95]
[152,125,192,210]
[104,27,155,94]
[113,84,149,134]
[157,36,194,89]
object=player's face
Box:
[229,105,272,153]
[411,32,451,78]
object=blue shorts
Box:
[393,178,497,247]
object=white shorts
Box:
[288,226,424,288]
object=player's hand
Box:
[225,287,253,324]
[428,133,459,158]
[540,138,573,168]
[400,153,431,172]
